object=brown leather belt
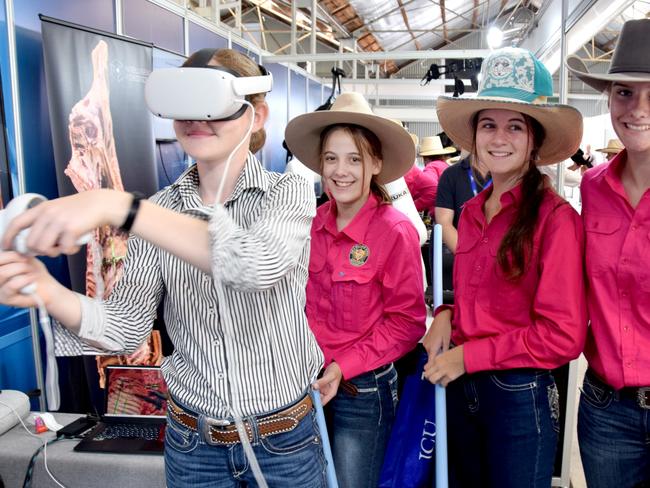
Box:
[167,395,313,446]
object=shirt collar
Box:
[171,152,270,214]
[228,152,271,203]
[320,192,382,242]
[603,149,629,201]
[463,180,523,223]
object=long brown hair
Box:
[319,124,391,203]
[183,48,267,153]
[472,112,546,280]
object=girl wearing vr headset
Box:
[422,48,587,487]
[567,19,650,488]
[0,48,326,487]
[284,92,427,488]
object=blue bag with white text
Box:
[378,350,437,488]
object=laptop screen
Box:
[104,365,168,418]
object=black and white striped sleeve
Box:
[209,173,316,291]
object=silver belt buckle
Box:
[637,387,650,410]
[202,416,231,445]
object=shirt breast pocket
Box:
[477,243,534,316]
[330,269,375,332]
[583,216,621,278]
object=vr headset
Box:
[144,48,273,121]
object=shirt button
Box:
[621,292,628,297]
[208,309,215,317]
[482,238,488,243]
[213,339,221,346]
[625,361,632,367]
[631,225,638,230]
[339,271,345,276]
[475,266,481,271]
[216,372,226,380]
[621,258,629,265]
[623,326,629,332]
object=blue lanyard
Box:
[466,167,491,196]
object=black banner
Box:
[41,16,157,296]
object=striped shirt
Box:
[53,153,324,418]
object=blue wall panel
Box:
[188,22,227,54]
[262,63,288,173]
[308,79,323,111]
[123,0,183,54]
[289,70,307,121]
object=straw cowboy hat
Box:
[567,19,650,93]
[284,92,415,183]
[596,138,624,154]
[436,47,583,165]
[419,136,457,157]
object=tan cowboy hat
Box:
[437,47,583,165]
[596,138,624,154]
[284,92,415,183]
[567,19,650,93]
[419,136,457,157]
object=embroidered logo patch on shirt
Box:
[349,244,370,267]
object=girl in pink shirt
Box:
[422,48,587,487]
[285,92,426,488]
[567,19,650,488]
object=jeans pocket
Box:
[388,372,399,413]
[165,415,199,454]
[580,374,613,410]
[489,371,537,392]
[547,382,561,434]
[260,411,320,456]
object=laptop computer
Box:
[74,365,168,454]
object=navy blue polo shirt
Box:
[435,157,490,228]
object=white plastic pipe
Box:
[432,224,448,488]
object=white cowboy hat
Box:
[596,138,624,154]
[419,136,457,157]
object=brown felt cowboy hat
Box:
[566,19,650,93]
[284,92,415,183]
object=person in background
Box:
[285,92,427,488]
[434,154,490,255]
[0,48,326,487]
[567,18,650,488]
[423,47,587,487]
[421,135,458,181]
[595,138,624,162]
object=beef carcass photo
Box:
[64,39,127,299]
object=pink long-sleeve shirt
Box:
[451,183,587,373]
[581,151,650,389]
[306,192,427,380]
[404,165,438,214]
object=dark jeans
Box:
[164,402,326,487]
[326,363,398,488]
[446,369,560,488]
[578,369,650,488]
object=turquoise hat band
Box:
[477,86,543,103]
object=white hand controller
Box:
[0,193,92,256]
[0,193,92,411]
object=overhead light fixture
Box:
[487,26,504,50]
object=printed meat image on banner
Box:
[65,39,127,298]
[41,17,162,392]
